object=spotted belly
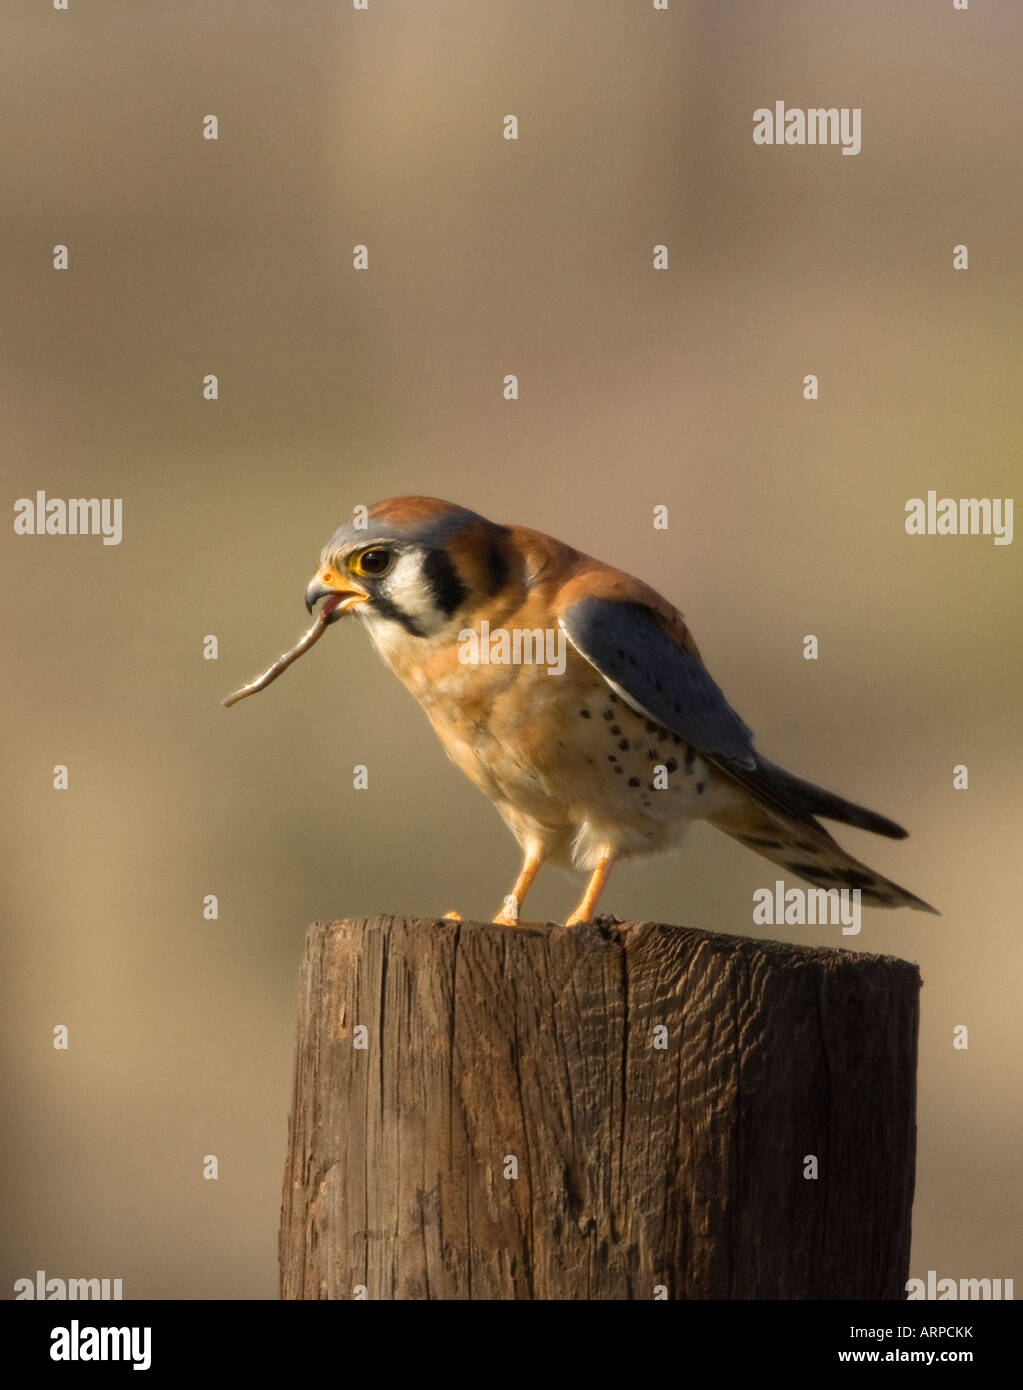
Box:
[421,654,739,871]
[543,686,735,867]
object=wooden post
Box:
[279,916,920,1300]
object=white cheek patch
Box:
[381,551,449,635]
[360,610,415,666]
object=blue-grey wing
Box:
[561,596,756,768]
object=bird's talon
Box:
[492,895,520,926]
[442,909,462,921]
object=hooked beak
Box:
[304,565,369,623]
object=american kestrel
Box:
[226,496,934,924]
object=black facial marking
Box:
[665,758,678,774]
[628,777,640,787]
[484,544,508,596]
[371,592,424,636]
[423,548,467,616]
[608,755,617,763]
[611,725,621,735]
[579,709,591,718]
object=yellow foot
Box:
[442,909,462,921]
[564,851,615,928]
[492,895,520,926]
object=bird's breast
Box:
[366,617,733,858]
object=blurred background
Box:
[2,0,1020,1298]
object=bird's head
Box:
[304,497,516,642]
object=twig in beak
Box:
[222,600,339,708]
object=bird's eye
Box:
[353,547,392,577]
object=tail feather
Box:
[751,756,908,839]
[708,798,937,914]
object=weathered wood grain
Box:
[279,916,920,1300]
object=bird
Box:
[251,495,934,925]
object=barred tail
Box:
[709,801,937,913]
